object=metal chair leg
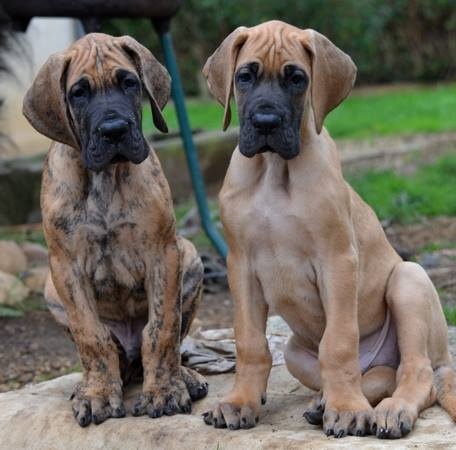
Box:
[156,27,227,259]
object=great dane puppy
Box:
[202,20,456,439]
[23,33,208,427]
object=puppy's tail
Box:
[435,364,456,420]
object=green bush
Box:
[102,0,456,95]
[348,153,456,223]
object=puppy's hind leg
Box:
[373,262,440,439]
[44,272,69,328]
[435,365,456,421]
[178,237,208,402]
[179,237,204,340]
[286,334,396,434]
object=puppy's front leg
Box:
[133,239,191,418]
[318,250,373,438]
[49,256,124,427]
[204,252,272,430]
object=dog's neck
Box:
[254,118,338,191]
[85,162,134,208]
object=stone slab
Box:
[1,364,456,450]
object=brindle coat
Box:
[23,33,207,427]
[202,21,456,439]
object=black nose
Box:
[99,119,129,141]
[252,113,281,135]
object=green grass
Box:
[143,98,238,135]
[0,294,47,318]
[419,241,456,254]
[326,83,456,139]
[174,199,220,250]
[0,228,45,246]
[143,83,456,139]
[443,306,456,326]
[348,153,456,224]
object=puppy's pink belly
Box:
[102,316,147,362]
[287,309,400,380]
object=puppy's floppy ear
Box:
[23,52,78,148]
[203,26,249,131]
[301,29,357,134]
[117,35,170,133]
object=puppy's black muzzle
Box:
[239,101,299,160]
[77,88,149,172]
[83,111,148,172]
[237,75,305,161]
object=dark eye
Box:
[69,81,90,101]
[290,72,306,85]
[284,66,307,88]
[238,71,253,83]
[122,76,138,89]
[236,64,258,85]
[72,87,85,97]
[119,72,140,93]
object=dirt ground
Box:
[0,216,455,393]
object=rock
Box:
[20,242,48,267]
[419,252,442,269]
[0,240,27,274]
[0,271,29,306]
[21,266,49,294]
[2,363,456,449]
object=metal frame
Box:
[154,20,227,258]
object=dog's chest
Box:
[223,183,326,339]
[75,192,149,300]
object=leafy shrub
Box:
[102,0,456,95]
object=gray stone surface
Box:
[2,356,456,449]
[0,240,27,274]
[0,270,29,306]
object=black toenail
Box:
[400,421,411,436]
[336,430,345,438]
[79,416,89,427]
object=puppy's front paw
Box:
[203,395,262,431]
[132,376,192,418]
[372,397,417,439]
[71,381,125,427]
[323,396,373,438]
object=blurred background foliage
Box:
[103,0,456,95]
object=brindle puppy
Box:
[23,33,208,427]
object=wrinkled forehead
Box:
[65,35,136,90]
[236,24,311,76]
